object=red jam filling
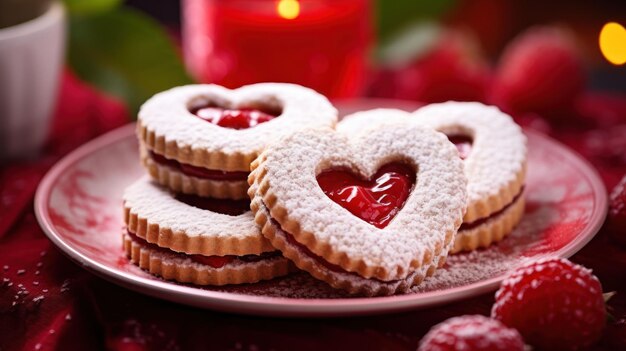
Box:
[447,135,473,160]
[175,193,250,216]
[282,226,346,275]
[149,151,249,181]
[459,188,524,231]
[190,104,280,130]
[191,255,235,268]
[272,217,398,283]
[316,163,416,229]
[126,231,280,268]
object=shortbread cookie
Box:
[338,104,528,253]
[138,83,337,199]
[248,125,467,296]
[123,177,292,285]
[453,189,525,253]
[140,144,248,199]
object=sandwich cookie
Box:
[138,83,337,199]
[123,177,293,285]
[339,103,527,253]
[248,124,467,296]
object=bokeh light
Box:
[599,22,626,65]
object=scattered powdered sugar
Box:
[412,248,532,293]
[205,246,526,299]
[206,184,563,298]
[213,272,351,298]
[204,208,543,298]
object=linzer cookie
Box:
[248,125,467,296]
[339,103,527,253]
[413,102,527,253]
[138,83,337,199]
[123,177,292,285]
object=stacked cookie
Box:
[123,83,337,285]
[123,83,527,296]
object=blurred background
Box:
[69,0,626,98]
[0,0,625,173]
[2,0,625,156]
[61,0,626,106]
[1,0,625,158]
[0,0,624,179]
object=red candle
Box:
[182,0,373,98]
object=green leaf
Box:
[376,0,456,44]
[63,0,122,15]
[378,21,442,66]
[67,7,193,115]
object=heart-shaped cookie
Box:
[248,123,467,296]
[123,177,293,285]
[138,83,337,199]
[339,103,527,253]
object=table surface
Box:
[1,72,626,351]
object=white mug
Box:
[0,2,65,160]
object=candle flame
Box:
[277,0,300,20]
[599,22,626,65]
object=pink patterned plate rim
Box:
[35,107,607,318]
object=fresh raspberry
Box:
[392,30,491,104]
[492,258,605,351]
[608,175,626,247]
[491,26,585,117]
[417,315,525,351]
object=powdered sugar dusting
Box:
[255,195,445,295]
[203,195,559,298]
[414,102,527,215]
[339,103,528,222]
[256,125,467,280]
[138,83,337,155]
[123,176,262,242]
[43,119,602,304]
[200,135,591,298]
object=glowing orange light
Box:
[599,22,626,66]
[277,0,300,20]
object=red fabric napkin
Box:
[0,70,127,350]
[1,70,626,351]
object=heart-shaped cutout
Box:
[317,163,416,228]
[447,134,473,160]
[248,123,467,293]
[190,102,281,130]
[138,83,337,175]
